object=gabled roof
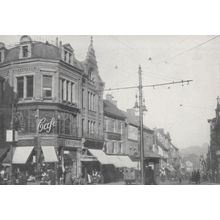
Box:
[63,43,73,51]
[103,100,126,120]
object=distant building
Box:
[208,97,220,182]
[125,108,161,182]
[185,160,193,173]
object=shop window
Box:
[22,45,29,58]
[43,75,52,98]
[17,76,24,98]
[26,75,33,98]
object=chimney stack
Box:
[106,94,117,106]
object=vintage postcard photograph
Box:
[0,35,219,185]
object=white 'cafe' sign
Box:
[37,117,56,134]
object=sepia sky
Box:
[0,35,219,149]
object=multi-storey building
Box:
[103,94,126,155]
[125,108,160,182]
[0,73,16,162]
[0,35,105,179]
[208,97,220,182]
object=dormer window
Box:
[19,35,32,59]
[22,46,28,58]
[0,51,2,63]
[63,44,74,65]
[63,50,73,64]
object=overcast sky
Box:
[0,35,219,149]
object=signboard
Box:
[128,125,138,141]
[6,130,13,142]
[6,130,18,142]
[106,132,121,141]
[37,117,56,134]
[58,139,81,148]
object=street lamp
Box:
[133,65,147,184]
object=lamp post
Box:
[134,65,147,184]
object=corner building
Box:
[0,36,104,178]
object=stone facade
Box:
[208,97,220,182]
[0,36,104,178]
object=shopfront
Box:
[7,104,81,183]
[58,138,81,178]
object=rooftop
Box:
[103,100,126,120]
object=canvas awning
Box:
[108,155,125,168]
[12,146,34,164]
[144,150,161,159]
[42,146,58,163]
[88,149,112,165]
[116,156,138,168]
[0,148,9,161]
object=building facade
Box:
[0,35,105,179]
[104,95,126,155]
[208,97,220,182]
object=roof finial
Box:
[91,36,93,45]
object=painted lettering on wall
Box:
[37,117,56,133]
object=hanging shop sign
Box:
[37,117,56,134]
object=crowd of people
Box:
[190,170,201,184]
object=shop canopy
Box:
[117,156,138,169]
[42,146,58,163]
[108,155,125,168]
[88,149,112,165]
[88,149,139,169]
[12,146,34,164]
[0,148,9,161]
[109,155,139,169]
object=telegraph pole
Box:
[138,65,145,185]
[104,67,193,185]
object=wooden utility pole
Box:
[138,66,145,184]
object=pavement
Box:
[26,180,218,185]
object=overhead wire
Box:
[109,35,182,81]
[109,35,220,82]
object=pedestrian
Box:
[64,167,72,185]
[178,174,182,184]
[57,165,63,185]
[196,170,201,184]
